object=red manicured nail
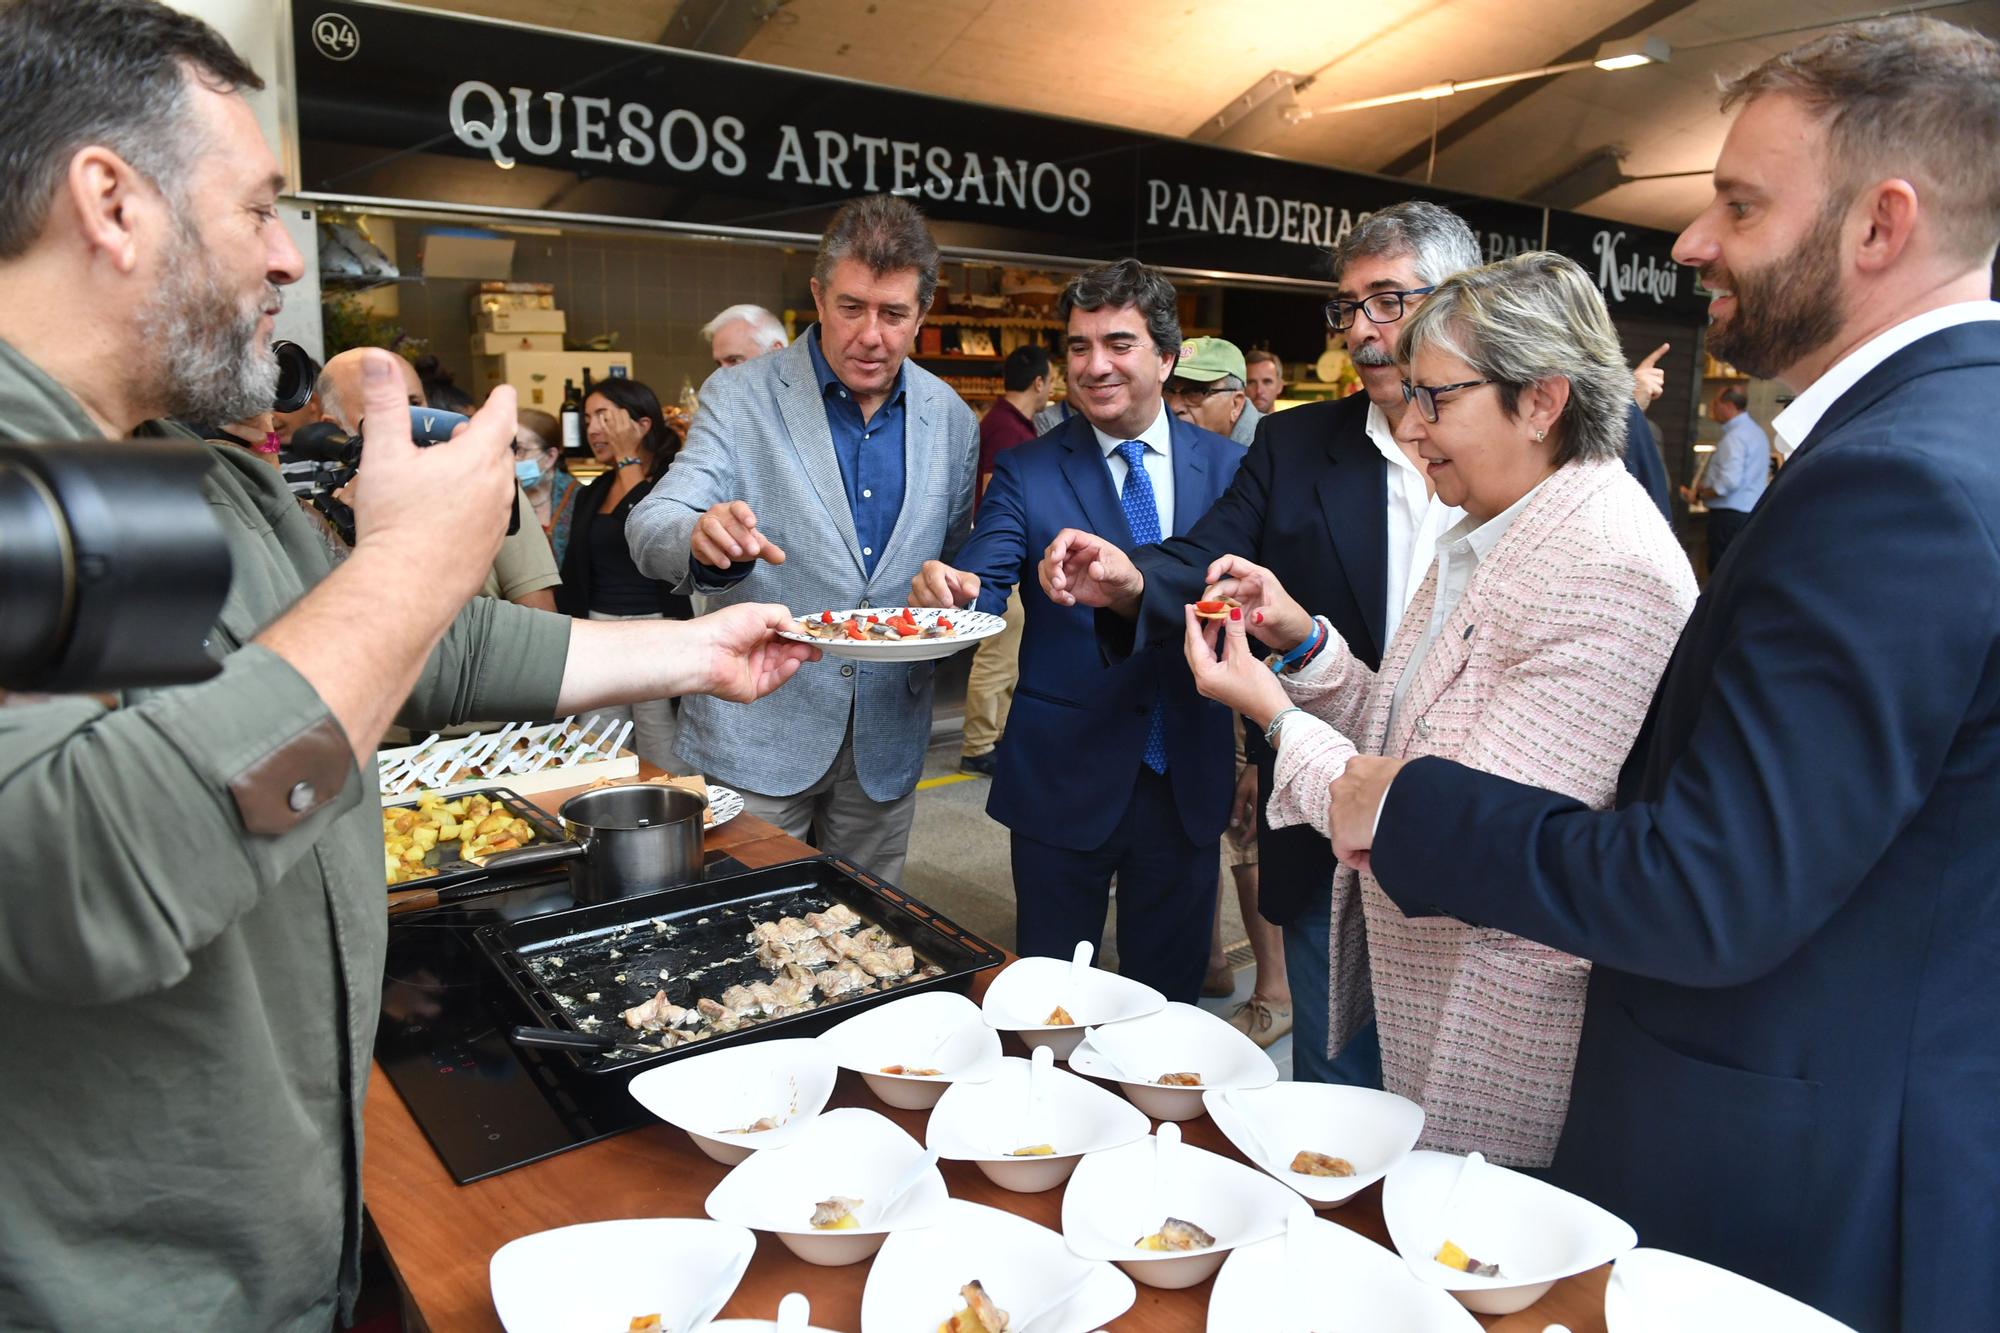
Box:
[1253,610,1264,624]
[1230,607,1243,621]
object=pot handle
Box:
[508,1024,614,1053]
[478,839,586,875]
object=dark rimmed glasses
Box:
[1166,380,1237,403]
[1401,378,1495,423]
[1323,286,1435,332]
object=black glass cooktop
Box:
[375,853,747,1184]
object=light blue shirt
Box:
[1089,402,1176,533]
[1707,411,1770,514]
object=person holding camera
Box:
[0,4,818,1329]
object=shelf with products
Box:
[927,313,1064,329]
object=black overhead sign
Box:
[292,2,1709,320]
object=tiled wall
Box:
[385,220,820,401]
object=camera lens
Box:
[272,339,319,415]
[0,441,231,692]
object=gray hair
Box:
[1330,200,1482,289]
[1058,259,1182,359]
[1396,251,1631,466]
[815,195,941,309]
[0,0,263,259]
[1720,16,2000,268]
[700,303,788,347]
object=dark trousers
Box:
[1708,506,1751,574]
[1010,767,1219,1004]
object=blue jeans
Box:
[1281,882,1382,1087]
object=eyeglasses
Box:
[511,440,547,458]
[1323,286,1435,332]
[1401,378,1496,423]
[1167,381,1237,402]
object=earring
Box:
[1534,428,1546,442]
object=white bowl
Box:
[926,1055,1151,1193]
[861,1198,1135,1333]
[818,990,1002,1110]
[1207,1213,1482,1332]
[1606,1247,1857,1332]
[980,954,1166,1060]
[1382,1149,1637,1315]
[627,1038,838,1165]
[1203,1082,1424,1207]
[1067,1002,1278,1120]
[1061,1129,1297,1290]
[489,1218,753,1332]
[704,1107,948,1266]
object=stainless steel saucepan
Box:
[480,784,705,904]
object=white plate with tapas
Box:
[781,607,1007,662]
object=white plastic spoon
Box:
[1151,1121,1182,1225]
[1062,939,1094,1018]
[774,1291,810,1332]
[1431,1150,1486,1270]
[1221,1087,1276,1167]
[1020,1043,1055,1150]
[862,1146,940,1228]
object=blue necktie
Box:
[1115,440,1169,775]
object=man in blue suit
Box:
[911,259,1242,1001]
[1329,18,2000,1329]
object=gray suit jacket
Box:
[627,334,979,801]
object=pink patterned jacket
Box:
[1268,458,1696,1166]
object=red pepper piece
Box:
[842,619,868,641]
[820,610,835,624]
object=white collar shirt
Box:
[1365,400,1464,644]
[1772,300,2000,456]
[1092,401,1178,536]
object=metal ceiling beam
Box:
[655,0,788,55]
[1376,0,1696,182]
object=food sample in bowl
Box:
[720,1115,782,1135]
[1435,1238,1502,1277]
[1007,1143,1055,1157]
[939,1279,1007,1333]
[627,1317,661,1332]
[1290,1150,1356,1178]
[880,1065,942,1077]
[810,1196,863,1230]
[1155,1071,1203,1087]
[1134,1217,1216,1252]
[1043,1004,1075,1026]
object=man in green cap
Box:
[1165,335,1261,446]
[0,3,816,1328]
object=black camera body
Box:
[288,406,516,547]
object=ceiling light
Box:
[1593,35,1672,71]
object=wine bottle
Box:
[559,377,583,456]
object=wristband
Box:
[1263,706,1304,747]
[1268,617,1328,674]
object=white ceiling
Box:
[393,0,2000,234]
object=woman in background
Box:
[514,407,579,565]
[556,378,692,768]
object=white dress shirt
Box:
[1365,401,1464,644]
[1385,476,1549,739]
[1773,300,2000,456]
[1091,401,1176,531]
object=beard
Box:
[134,210,281,425]
[1704,199,1846,380]
[1349,341,1396,368]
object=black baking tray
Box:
[382,784,568,894]
[478,855,1004,1075]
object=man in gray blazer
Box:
[629,195,979,882]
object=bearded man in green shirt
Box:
[0,3,818,1327]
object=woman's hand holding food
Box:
[1201,554,1313,652]
[1184,604,1291,729]
[909,561,982,609]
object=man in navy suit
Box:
[1329,18,2000,1329]
[911,259,1243,1002]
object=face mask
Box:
[515,457,544,488]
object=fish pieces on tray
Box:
[550,897,944,1057]
[795,608,959,642]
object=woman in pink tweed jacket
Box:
[1185,253,1696,1167]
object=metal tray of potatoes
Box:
[381,785,568,893]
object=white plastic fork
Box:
[861,1147,939,1229]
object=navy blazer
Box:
[1115,392,1389,921]
[956,412,1244,851]
[1370,320,2000,1330]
